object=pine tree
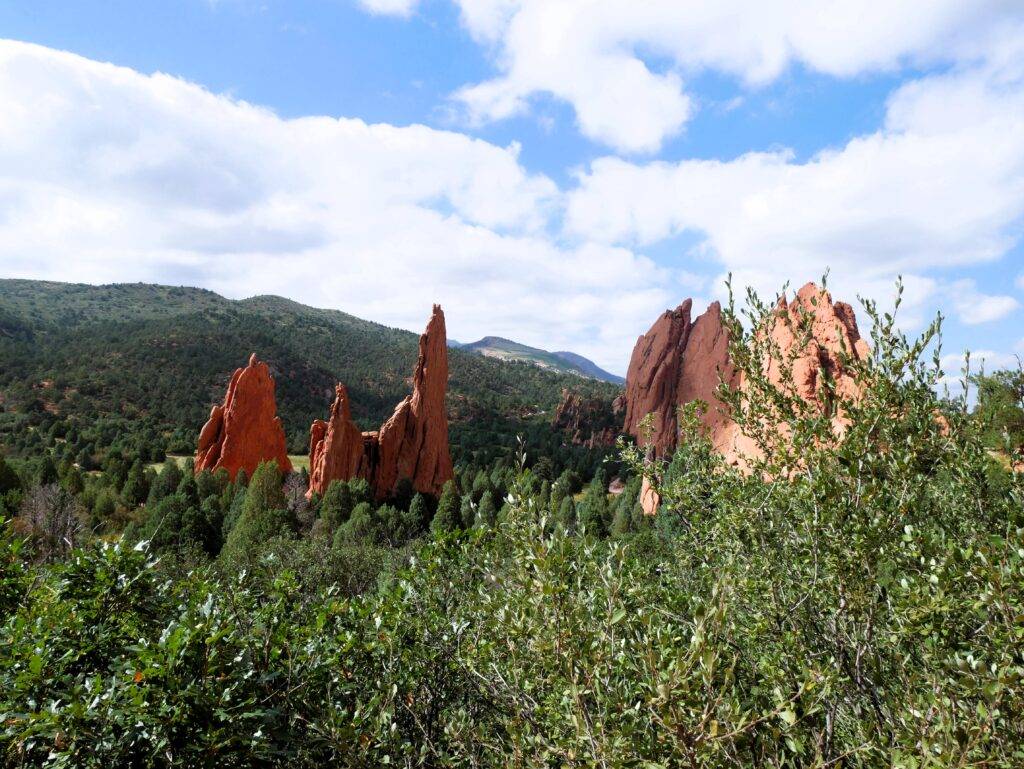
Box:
[431,480,462,534]
[147,458,182,505]
[335,501,375,547]
[610,500,633,537]
[121,460,148,506]
[63,466,85,496]
[556,495,576,532]
[577,478,610,538]
[36,455,58,487]
[177,473,201,508]
[320,480,353,532]
[0,456,22,496]
[408,493,430,528]
[476,491,497,528]
[459,494,476,529]
[222,461,294,556]
[92,487,117,522]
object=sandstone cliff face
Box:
[195,353,292,481]
[716,282,870,464]
[375,305,454,498]
[552,389,621,448]
[308,383,369,496]
[306,305,454,500]
[624,283,869,510]
[622,300,732,458]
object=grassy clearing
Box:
[148,454,309,473]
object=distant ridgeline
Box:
[0,280,621,469]
[459,336,624,384]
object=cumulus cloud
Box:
[442,0,1024,152]
[0,40,679,373]
[563,45,1024,327]
[948,280,1020,325]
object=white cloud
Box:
[563,48,1024,327]
[948,280,1020,325]
[941,350,1020,376]
[357,0,420,18]
[0,39,679,374]
[442,0,1024,152]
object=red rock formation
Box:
[624,283,870,510]
[375,305,454,499]
[712,284,867,463]
[623,283,869,469]
[552,388,620,448]
[306,305,454,500]
[307,383,369,498]
[622,300,733,458]
[195,353,292,481]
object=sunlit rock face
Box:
[307,305,454,501]
[622,299,733,459]
[624,283,870,510]
[195,353,292,481]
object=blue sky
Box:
[1,1,1022,377]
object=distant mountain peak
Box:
[462,336,624,384]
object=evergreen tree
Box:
[63,466,85,496]
[538,480,551,509]
[222,461,294,556]
[222,486,247,541]
[556,495,576,532]
[336,501,376,546]
[92,488,118,522]
[459,495,476,529]
[36,455,59,487]
[121,460,148,506]
[431,480,462,534]
[0,456,21,496]
[348,478,372,507]
[577,478,610,537]
[476,491,497,528]
[195,469,220,501]
[471,470,490,502]
[147,458,182,505]
[176,473,201,509]
[610,500,633,537]
[320,480,353,533]
[408,493,430,528]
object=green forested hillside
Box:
[0,280,621,466]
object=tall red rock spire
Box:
[375,304,454,498]
[308,383,368,497]
[306,305,454,500]
[195,353,292,481]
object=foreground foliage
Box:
[2,282,1023,767]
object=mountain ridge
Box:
[0,279,620,466]
[461,336,624,384]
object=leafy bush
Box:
[2,282,1023,766]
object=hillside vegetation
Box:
[0,279,620,467]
